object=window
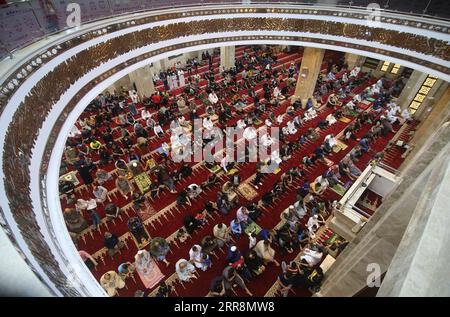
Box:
[408,74,438,115]
[380,61,391,72]
[390,64,401,74]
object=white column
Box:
[344,53,365,69]
[293,47,325,105]
[220,46,235,70]
[128,65,155,99]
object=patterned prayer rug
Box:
[245,221,262,235]
[331,184,347,196]
[134,172,152,193]
[238,183,259,201]
[59,171,80,186]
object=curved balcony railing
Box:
[1,0,449,60]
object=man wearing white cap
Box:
[307,214,325,235]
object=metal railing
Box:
[1,0,449,60]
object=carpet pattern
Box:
[58,45,416,297]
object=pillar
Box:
[344,52,365,69]
[128,65,155,99]
[292,47,325,105]
[220,46,235,70]
[110,75,132,95]
[396,70,428,110]
[315,124,450,297]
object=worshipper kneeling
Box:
[176,259,197,282]
[100,271,125,296]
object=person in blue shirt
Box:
[297,182,310,201]
[313,146,326,163]
[359,137,370,153]
[230,218,242,237]
[299,134,306,146]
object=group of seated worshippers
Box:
[59,46,405,297]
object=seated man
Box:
[222,181,238,206]
[325,113,337,125]
[301,246,324,267]
[230,218,243,237]
[244,250,265,276]
[202,173,218,189]
[201,235,219,255]
[187,183,203,199]
[220,154,235,173]
[225,245,243,265]
[324,134,337,149]
[183,215,202,234]
[286,120,297,135]
[304,107,318,120]
[216,192,232,215]
[311,175,329,196]
[236,206,252,229]
[104,232,123,257]
[213,223,231,248]
[222,266,253,296]
[359,137,370,153]
[306,214,325,237]
[177,189,192,206]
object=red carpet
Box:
[60,45,416,297]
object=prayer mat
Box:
[326,233,339,245]
[245,222,262,236]
[145,158,157,171]
[227,168,239,176]
[273,167,282,174]
[331,184,347,196]
[134,172,152,193]
[338,117,352,123]
[358,100,372,110]
[137,204,157,222]
[207,164,222,174]
[59,171,80,186]
[333,140,348,153]
[238,183,259,201]
[343,181,353,189]
[131,227,151,250]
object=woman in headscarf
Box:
[100,270,125,297]
[175,259,197,282]
[134,249,165,289]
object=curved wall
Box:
[0,4,449,296]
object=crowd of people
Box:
[58,45,410,297]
